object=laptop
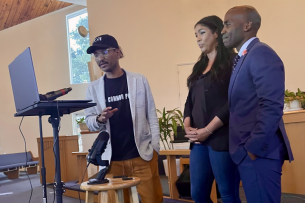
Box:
[8,47,91,113]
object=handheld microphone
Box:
[39,87,72,101]
[87,131,109,166]
[40,87,72,101]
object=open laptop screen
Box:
[8,47,40,112]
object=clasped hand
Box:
[184,127,212,142]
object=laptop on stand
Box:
[8,47,91,113]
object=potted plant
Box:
[157,107,185,176]
[156,107,184,150]
[76,117,89,132]
[284,88,305,111]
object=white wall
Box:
[1,0,305,156]
[87,0,305,112]
[0,5,87,156]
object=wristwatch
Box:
[96,114,106,125]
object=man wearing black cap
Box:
[84,34,163,203]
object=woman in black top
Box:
[184,16,241,203]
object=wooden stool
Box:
[80,177,141,203]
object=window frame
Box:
[72,111,86,152]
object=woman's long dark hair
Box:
[187,16,234,88]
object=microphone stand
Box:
[15,101,96,203]
[87,145,110,185]
[88,166,109,185]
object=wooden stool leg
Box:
[99,191,108,203]
[85,191,94,203]
[114,189,124,203]
[128,186,139,203]
[211,180,217,203]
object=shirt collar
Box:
[238,37,257,56]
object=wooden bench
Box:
[0,151,39,179]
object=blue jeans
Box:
[190,144,241,203]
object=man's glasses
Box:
[93,48,116,58]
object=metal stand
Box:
[39,114,47,203]
[49,112,64,203]
[88,166,109,185]
[14,101,96,203]
[38,111,65,203]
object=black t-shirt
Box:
[104,71,140,161]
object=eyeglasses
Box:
[93,48,116,58]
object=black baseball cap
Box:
[87,34,119,54]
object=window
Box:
[66,9,91,84]
[72,111,85,152]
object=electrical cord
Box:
[79,162,90,203]
[57,101,61,132]
[52,147,56,203]
[19,116,33,203]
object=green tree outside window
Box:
[68,13,91,84]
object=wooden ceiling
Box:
[0,0,72,31]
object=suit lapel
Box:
[126,71,136,127]
[229,38,260,107]
[228,55,247,104]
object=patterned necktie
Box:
[232,55,241,74]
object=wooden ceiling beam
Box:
[0,1,7,16]
[23,0,44,23]
[0,0,14,31]
[56,1,67,10]
[36,0,50,18]
[3,0,21,29]
[15,0,35,25]
[10,0,29,28]
[0,0,72,31]
[46,0,60,15]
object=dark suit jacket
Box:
[229,38,294,164]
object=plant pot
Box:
[283,103,290,112]
[289,100,302,111]
[302,100,305,110]
[79,123,89,132]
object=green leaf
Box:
[157,107,185,149]
[172,119,178,136]
[176,110,183,118]
[76,117,85,124]
[176,117,184,128]
[296,88,304,97]
[156,109,162,115]
[285,89,295,98]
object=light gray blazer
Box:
[84,70,160,162]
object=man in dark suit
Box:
[221,5,294,203]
